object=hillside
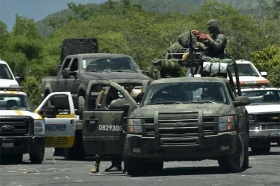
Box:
[36,0,270,36]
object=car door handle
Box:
[70,119,75,126]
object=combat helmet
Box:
[207,19,219,28]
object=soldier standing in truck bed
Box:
[204,19,227,59]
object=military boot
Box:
[91,166,99,173]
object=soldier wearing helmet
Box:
[204,19,227,59]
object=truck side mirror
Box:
[260,71,267,77]
[233,96,251,107]
[62,68,70,79]
[15,74,25,82]
[39,106,57,118]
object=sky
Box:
[0,0,107,31]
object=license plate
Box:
[271,132,280,137]
[2,142,14,148]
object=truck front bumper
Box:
[127,131,237,160]
[249,129,280,146]
[0,136,45,154]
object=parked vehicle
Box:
[229,60,271,87]
[241,87,280,153]
[0,60,24,87]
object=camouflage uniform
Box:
[205,19,227,59]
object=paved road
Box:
[0,147,280,186]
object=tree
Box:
[251,45,280,86]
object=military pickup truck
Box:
[41,53,151,116]
[123,77,251,176]
[49,79,150,160]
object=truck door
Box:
[82,81,139,155]
[36,92,76,148]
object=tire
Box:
[30,148,45,164]
[251,146,271,154]
[218,134,245,173]
[64,131,85,160]
[78,96,85,119]
[243,135,249,169]
[123,140,146,177]
[150,161,164,173]
[12,154,23,164]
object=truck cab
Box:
[0,60,24,87]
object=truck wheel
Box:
[243,135,249,169]
[123,140,147,177]
[150,161,164,173]
[251,146,270,154]
[12,154,23,164]
[78,96,85,119]
[218,134,245,173]
[30,148,45,164]
[64,131,85,160]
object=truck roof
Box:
[151,77,228,84]
[66,53,131,58]
[241,87,280,92]
[0,60,8,64]
[235,59,252,64]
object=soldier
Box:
[91,84,139,173]
[91,87,120,173]
[204,19,227,59]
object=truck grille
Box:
[257,114,280,123]
[145,111,217,147]
[0,116,32,136]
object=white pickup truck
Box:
[229,60,271,88]
[0,60,24,87]
[241,87,280,153]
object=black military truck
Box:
[119,32,251,176]
[41,38,151,116]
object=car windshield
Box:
[0,94,33,111]
[241,90,280,104]
[0,64,13,80]
[81,56,139,73]
[229,64,259,77]
[141,82,229,106]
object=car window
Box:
[81,56,139,73]
[229,63,259,77]
[0,64,13,80]
[241,90,280,104]
[141,82,229,106]
[0,94,33,111]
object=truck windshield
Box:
[141,82,229,106]
[0,64,13,80]
[241,90,280,104]
[0,94,33,111]
[229,64,259,77]
[81,56,139,73]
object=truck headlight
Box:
[34,120,45,136]
[128,119,142,133]
[218,116,235,131]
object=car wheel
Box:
[251,146,271,154]
[30,148,45,164]
[78,96,85,119]
[123,140,147,177]
[218,134,245,173]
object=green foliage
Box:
[21,76,41,108]
[3,0,280,106]
[251,45,280,87]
